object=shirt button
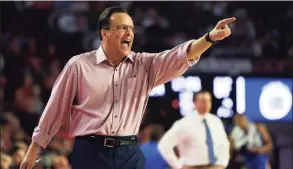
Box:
[115,69,118,71]
[112,131,115,134]
[115,84,118,86]
[114,115,117,118]
[115,100,118,103]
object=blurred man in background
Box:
[158,91,230,169]
[140,124,169,169]
[229,114,273,169]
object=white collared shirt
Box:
[158,112,230,169]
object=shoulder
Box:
[65,50,96,68]
[67,51,96,66]
[129,51,157,61]
[175,114,199,127]
[168,117,186,130]
[208,113,223,124]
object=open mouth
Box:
[121,40,131,47]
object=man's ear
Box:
[101,29,107,40]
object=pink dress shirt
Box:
[32,40,198,149]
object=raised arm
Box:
[142,17,236,88]
[187,17,236,60]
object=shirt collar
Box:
[194,110,210,120]
[95,45,134,64]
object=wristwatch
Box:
[205,32,218,45]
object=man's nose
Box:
[125,27,134,35]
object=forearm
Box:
[258,124,273,153]
[216,143,230,167]
[212,166,226,169]
[158,143,183,169]
[187,34,212,60]
[216,123,230,168]
[158,126,183,169]
[259,143,273,153]
[27,141,42,156]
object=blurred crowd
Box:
[0,1,291,169]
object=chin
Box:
[121,50,131,57]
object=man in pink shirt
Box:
[20,6,236,169]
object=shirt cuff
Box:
[32,127,51,149]
[181,40,199,66]
[173,161,184,169]
[215,159,229,168]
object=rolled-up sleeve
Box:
[32,59,78,149]
[142,40,199,88]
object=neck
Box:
[197,111,208,115]
[102,42,124,66]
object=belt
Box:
[183,165,212,169]
[183,164,212,169]
[75,134,138,147]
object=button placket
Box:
[111,67,120,134]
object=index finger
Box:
[217,17,236,27]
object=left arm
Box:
[186,35,211,61]
[187,17,236,60]
[215,119,230,169]
[256,123,273,153]
[142,17,236,88]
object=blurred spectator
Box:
[229,114,273,169]
[14,142,29,152]
[2,36,28,103]
[0,112,22,151]
[42,59,61,103]
[140,124,169,169]
[0,75,7,111]
[232,8,256,42]
[1,123,13,152]
[14,73,39,113]
[10,148,26,169]
[52,155,71,169]
[1,153,13,169]
[141,7,169,29]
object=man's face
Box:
[102,12,135,57]
[235,115,248,129]
[194,92,212,114]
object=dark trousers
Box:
[70,138,146,169]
